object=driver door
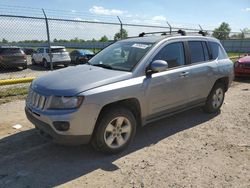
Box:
[144,42,191,121]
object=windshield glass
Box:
[89,42,154,72]
[79,50,94,55]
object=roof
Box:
[120,34,219,44]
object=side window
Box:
[45,49,49,53]
[202,42,210,61]
[209,42,228,60]
[154,42,185,68]
[188,41,205,63]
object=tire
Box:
[75,58,80,64]
[91,107,137,153]
[23,64,27,69]
[203,83,225,113]
[43,59,49,69]
[64,64,69,67]
[31,59,36,65]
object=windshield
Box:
[79,50,94,55]
[89,42,154,72]
[0,48,23,54]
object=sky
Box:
[1,0,249,31]
[0,0,249,41]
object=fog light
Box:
[53,121,70,131]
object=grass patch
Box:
[0,87,28,105]
[227,52,246,58]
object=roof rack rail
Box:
[138,29,207,37]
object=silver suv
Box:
[25,31,234,153]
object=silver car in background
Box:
[25,31,234,153]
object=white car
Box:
[32,46,71,69]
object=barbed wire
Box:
[1,3,249,35]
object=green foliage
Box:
[114,28,128,40]
[212,22,231,40]
[1,38,8,43]
[99,35,108,42]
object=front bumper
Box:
[25,107,92,145]
[234,67,250,77]
[51,60,71,65]
[0,61,27,68]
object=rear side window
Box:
[154,42,185,68]
[188,41,206,63]
[38,48,44,53]
[209,42,228,60]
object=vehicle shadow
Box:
[27,64,66,71]
[0,107,219,187]
[234,77,250,83]
[0,67,24,73]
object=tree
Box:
[2,38,8,43]
[99,35,108,42]
[230,28,250,39]
[240,28,250,39]
[212,22,231,40]
[114,28,128,40]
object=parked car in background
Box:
[234,54,250,77]
[0,46,27,69]
[22,48,36,55]
[31,46,71,69]
[70,49,95,64]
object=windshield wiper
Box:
[92,64,113,70]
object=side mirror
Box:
[147,60,168,75]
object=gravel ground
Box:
[0,80,249,188]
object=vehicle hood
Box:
[238,55,250,63]
[31,65,132,96]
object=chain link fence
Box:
[0,5,249,88]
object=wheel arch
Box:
[214,77,229,92]
[97,98,142,127]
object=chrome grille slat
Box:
[28,89,46,110]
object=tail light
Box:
[21,54,27,60]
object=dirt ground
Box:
[0,79,249,188]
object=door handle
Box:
[179,71,189,77]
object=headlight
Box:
[47,96,84,109]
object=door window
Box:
[188,41,205,63]
[153,42,185,68]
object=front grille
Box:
[27,89,46,110]
[243,63,250,69]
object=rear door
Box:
[186,40,217,102]
[145,42,191,121]
[36,48,44,62]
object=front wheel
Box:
[23,64,27,69]
[31,59,36,65]
[203,83,225,113]
[43,59,50,69]
[92,107,136,153]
